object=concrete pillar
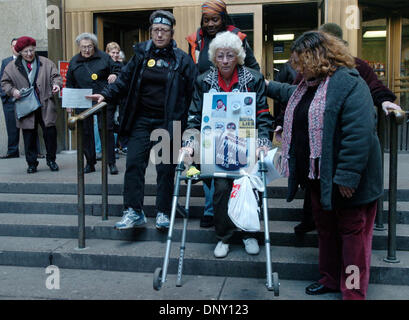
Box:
[325,0,359,56]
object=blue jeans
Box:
[94,115,101,153]
[203,179,214,217]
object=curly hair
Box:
[208,31,246,66]
[289,31,355,78]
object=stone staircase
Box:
[0,154,408,288]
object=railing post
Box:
[375,110,386,231]
[76,120,86,249]
[101,107,108,221]
[384,111,403,263]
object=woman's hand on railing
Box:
[382,101,402,115]
[86,94,105,104]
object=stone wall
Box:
[0,0,48,156]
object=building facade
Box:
[0,0,408,154]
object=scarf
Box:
[280,75,330,179]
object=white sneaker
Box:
[243,238,260,255]
[214,241,229,258]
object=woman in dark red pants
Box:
[266,31,383,300]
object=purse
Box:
[14,87,42,119]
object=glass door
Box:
[227,4,263,71]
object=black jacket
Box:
[66,49,121,95]
[101,40,197,136]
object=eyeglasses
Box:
[215,53,236,62]
[21,48,35,55]
[80,45,94,51]
[152,28,172,35]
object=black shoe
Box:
[1,153,19,159]
[305,282,339,295]
[294,220,316,235]
[109,163,118,175]
[27,165,37,174]
[84,164,96,174]
[200,215,214,228]
[47,160,59,172]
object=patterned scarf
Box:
[280,76,330,179]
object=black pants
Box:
[123,116,176,214]
[22,108,57,166]
[75,105,116,166]
[2,101,20,155]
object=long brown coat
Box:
[1,55,62,129]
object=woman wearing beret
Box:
[1,36,62,174]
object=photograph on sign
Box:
[200,92,257,175]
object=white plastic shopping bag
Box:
[227,173,264,232]
[251,148,282,185]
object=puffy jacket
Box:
[101,40,197,136]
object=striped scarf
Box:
[280,76,330,179]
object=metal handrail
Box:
[68,102,109,249]
[383,109,406,263]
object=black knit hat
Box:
[319,23,343,40]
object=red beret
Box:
[15,36,36,53]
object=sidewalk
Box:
[1,266,409,300]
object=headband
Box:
[152,16,173,27]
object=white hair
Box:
[208,31,246,66]
[75,33,98,47]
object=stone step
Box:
[0,236,408,285]
[0,213,409,251]
[0,182,408,201]
[0,193,408,224]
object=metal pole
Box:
[77,121,86,249]
[176,179,192,287]
[375,110,386,231]
[101,107,108,221]
[384,112,400,263]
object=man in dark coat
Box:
[87,10,197,232]
[0,38,20,158]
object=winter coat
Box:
[66,49,121,95]
[266,67,383,210]
[100,40,197,137]
[1,54,62,129]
